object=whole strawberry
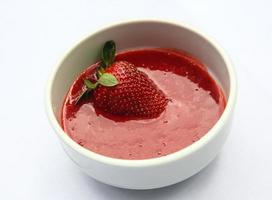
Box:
[93,61,168,118]
[76,41,168,119]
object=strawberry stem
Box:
[97,69,103,78]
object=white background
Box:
[0,0,271,199]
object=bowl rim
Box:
[45,19,237,167]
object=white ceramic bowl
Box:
[46,20,237,189]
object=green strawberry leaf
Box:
[84,79,98,89]
[98,73,118,87]
[75,40,117,105]
[101,40,116,67]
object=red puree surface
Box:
[62,49,226,160]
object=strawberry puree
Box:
[62,49,226,160]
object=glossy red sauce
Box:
[62,49,226,160]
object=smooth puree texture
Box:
[62,49,226,160]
